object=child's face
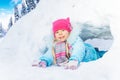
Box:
[55,30,70,42]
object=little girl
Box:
[37,17,102,70]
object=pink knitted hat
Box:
[52,17,72,34]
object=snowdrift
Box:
[0,0,120,80]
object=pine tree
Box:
[35,0,40,4]
[21,3,27,16]
[37,0,40,3]
[0,22,6,37]
[8,17,13,31]
[14,5,20,22]
[0,22,2,33]
[26,0,36,12]
[26,0,30,13]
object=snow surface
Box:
[0,0,120,80]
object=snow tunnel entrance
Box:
[80,23,113,59]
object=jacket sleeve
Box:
[39,47,54,66]
[69,37,85,64]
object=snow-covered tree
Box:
[35,0,40,4]
[26,0,36,12]
[0,22,6,37]
[0,22,2,31]
[14,5,20,22]
[21,3,27,16]
[8,17,13,31]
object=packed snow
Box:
[0,0,120,80]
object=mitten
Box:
[64,60,78,70]
[39,61,47,68]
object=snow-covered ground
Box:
[0,38,3,43]
[0,0,120,80]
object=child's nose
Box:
[59,31,62,35]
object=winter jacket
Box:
[39,24,99,66]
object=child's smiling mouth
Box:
[59,36,65,39]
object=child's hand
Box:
[38,61,47,68]
[64,60,78,70]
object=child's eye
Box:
[62,30,65,31]
[56,31,59,34]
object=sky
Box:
[0,0,22,10]
[0,0,22,29]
